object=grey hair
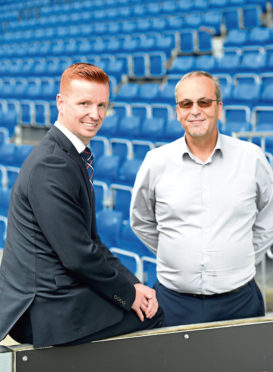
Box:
[175,71,222,103]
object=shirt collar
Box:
[181,132,223,163]
[54,121,86,154]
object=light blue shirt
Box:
[130,134,273,294]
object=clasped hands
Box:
[131,283,158,322]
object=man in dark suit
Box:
[0,63,163,348]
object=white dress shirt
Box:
[130,133,273,295]
[54,121,86,154]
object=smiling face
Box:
[57,78,109,145]
[176,75,222,142]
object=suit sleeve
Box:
[28,153,138,311]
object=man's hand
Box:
[131,283,159,322]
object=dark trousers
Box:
[154,279,265,327]
[58,306,164,346]
[10,307,164,347]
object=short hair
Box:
[175,71,222,102]
[59,62,110,94]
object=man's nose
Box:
[190,102,201,115]
[88,106,99,119]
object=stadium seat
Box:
[132,140,155,159]
[117,219,152,256]
[110,183,132,219]
[94,154,121,183]
[136,83,160,103]
[142,256,157,287]
[117,115,141,139]
[110,138,134,163]
[231,74,261,106]
[99,114,119,137]
[243,5,263,29]
[215,50,241,74]
[168,56,195,75]
[140,117,165,141]
[117,158,143,186]
[197,30,213,53]
[259,73,273,104]
[0,188,11,216]
[180,30,197,54]
[0,215,7,249]
[93,180,109,212]
[115,83,140,102]
[195,55,217,72]
[90,136,111,161]
[110,247,143,281]
[96,209,123,247]
[224,29,248,48]
[6,166,20,189]
[131,103,152,121]
[149,53,167,77]
[164,118,185,141]
[223,8,242,30]
[253,106,273,128]
[239,48,266,73]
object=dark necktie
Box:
[80,147,94,186]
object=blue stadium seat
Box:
[0,188,11,217]
[93,180,109,212]
[215,50,241,74]
[149,53,167,77]
[131,53,149,78]
[223,8,242,30]
[117,115,141,139]
[203,10,223,35]
[115,83,140,102]
[195,55,217,72]
[231,74,261,106]
[110,183,132,219]
[132,140,155,159]
[180,30,196,54]
[117,158,143,186]
[168,56,195,75]
[155,33,176,58]
[0,214,7,249]
[110,138,133,164]
[243,5,262,29]
[140,117,165,141]
[164,118,185,141]
[259,73,273,104]
[239,48,266,73]
[247,27,273,46]
[151,103,175,122]
[90,136,111,161]
[158,81,176,104]
[221,121,252,137]
[224,29,248,48]
[253,106,273,128]
[6,166,20,189]
[184,13,203,29]
[224,104,252,127]
[131,103,152,121]
[136,83,160,103]
[96,209,123,247]
[197,30,213,53]
[142,256,157,287]
[117,219,152,256]
[99,114,119,137]
[110,247,143,281]
[95,154,121,183]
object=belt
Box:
[184,279,254,299]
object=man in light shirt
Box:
[130,71,273,326]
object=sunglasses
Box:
[177,98,219,109]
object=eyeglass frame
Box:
[176,98,220,109]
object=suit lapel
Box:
[47,126,93,207]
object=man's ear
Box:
[56,93,63,115]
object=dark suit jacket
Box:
[0,126,139,348]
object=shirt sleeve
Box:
[130,153,159,254]
[253,152,273,264]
